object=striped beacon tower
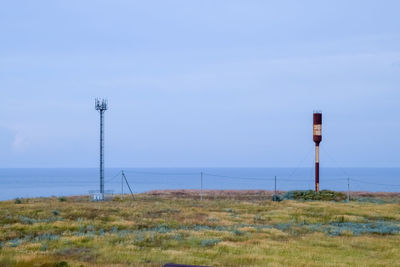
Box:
[313,112,322,192]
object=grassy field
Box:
[0,191,400,267]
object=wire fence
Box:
[1,168,399,201]
[101,168,400,201]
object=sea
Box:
[0,168,399,201]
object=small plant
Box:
[253,214,263,224]
[98,228,105,236]
[14,198,22,204]
[52,210,60,216]
[201,239,221,247]
[58,197,67,202]
[8,238,21,247]
[233,229,244,236]
[19,216,36,225]
[169,233,184,241]
[34,234,60,242]
[224,208,234,213]
[40,243,48,251]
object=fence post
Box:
[200,172,203,201]
[121,172,124,198]
[273,176,277,201]
[347,177,350,203]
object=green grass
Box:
[0,193,400,266]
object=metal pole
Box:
[100,110,104,199]
[122,171,135,200]
[347,177,350,203]
[274,176,277,196]
[121,171,124,198]
[315,144,319,192]
[200,172,203,201]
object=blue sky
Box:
[0,1,399,168]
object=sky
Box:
[0,0,399,168]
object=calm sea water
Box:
[0,168,399,200]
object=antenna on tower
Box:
[95,98,108,200]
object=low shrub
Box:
[356,197,388,204]
[19,216,62,225]
[305,221,400,236]
[19,216,36,225]
[34,233,60,242]
[8,238,22,247]
[169,233,184,241]
[40,243,48,251]
[233,229,244,236]
[14,198,22,204]
[52,210,60,216]
[272,194,282,201]
[280,190,346,201]
[201,239,221,247]
[58,197,67,202]
[326,221,400,236]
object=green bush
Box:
[280,190,346,201]
[272,194,283,201]
[52,210,60,216]
[14,198,22,204]
[58,197,67,202]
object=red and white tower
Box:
[313,112,322,192]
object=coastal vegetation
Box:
[0,191,400,266]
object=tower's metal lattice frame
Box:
[95,98,108,200]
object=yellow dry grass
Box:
[0,193,399,266]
